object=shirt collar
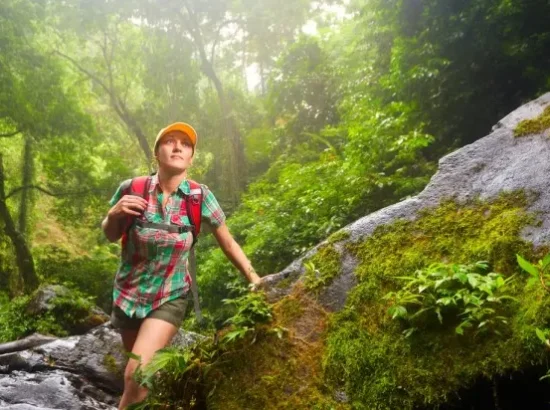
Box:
[150,173,190,196]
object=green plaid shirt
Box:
[109,174,225,318]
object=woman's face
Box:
[156,131,194,173]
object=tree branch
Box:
[5,185,110,200]
[55,49,151,162]
[54,50,112,99]
[210,19,243,65]
[0,130,21,138]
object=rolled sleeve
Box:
[201,185,226,228]
[109,180,128,207]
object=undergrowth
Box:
[0,284,100,342]
[130,287,347,409]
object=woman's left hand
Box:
[249,276,266,292]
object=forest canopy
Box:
[1,0,549,323]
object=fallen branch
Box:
[0,333,57,355]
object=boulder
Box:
[264,92,550,311]
[24,284,109,335]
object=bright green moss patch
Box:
[103,353,123,377]
[515,105,550,137]
[303,244,342,292]
[324,192,549,409]
[327,230,350,244]
[135,287,348,409]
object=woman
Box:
[102,122,262,409]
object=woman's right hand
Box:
[108,195,148,220]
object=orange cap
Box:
[154,122,198,153]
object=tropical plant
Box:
[517,252,550,293]
[385,261,516,336]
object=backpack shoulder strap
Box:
[121,176,151,245]
[120,178,132,195]
[186,179,203,245]
[127,175,151,202]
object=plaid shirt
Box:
[109,174,225,318]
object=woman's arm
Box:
[101,214,125,242]
[212,223,261,285]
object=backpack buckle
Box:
[192,194,200,205]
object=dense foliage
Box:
[1,0,550,407]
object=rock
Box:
[0,370,117,410]
[25,285,70,316]
[264,92,550,311]
[0,323,206,409]
[24,284,109,335]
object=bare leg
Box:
[118,318,178,410]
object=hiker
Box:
[101,122,262,409]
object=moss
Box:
[303,244,342,292]
[324,191,549,409]
[207,286,349,410]
[103,353,123,377]
[327,230,350,244]
[275,295,304,327]
[276,276,295,290]
[515,105,550,137]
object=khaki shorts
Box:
[110,297,188,330]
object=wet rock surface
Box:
[0,323,205,409]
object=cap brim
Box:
[159,122,197,146]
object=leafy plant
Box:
[519,252,550,382]
[517,252,550,292]
[222,291,273,344]
[0,285,98,342]
[385,261,516,336]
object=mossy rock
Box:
[515,105,550,137]
[207,286,349,410]
[25,284,108,337]
[323,192,550,409]
[303,244,342,292]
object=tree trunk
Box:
[183,2,246,205]
[18,136,34,236]
[260,59,266,96]
[0,154,38,293]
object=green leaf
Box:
[403,327,416,338]
[467,274,480,288]
[517,254,539,277]
[435,307,443,324]
[536,328,548,343]
[126,352,141,361]
[454,272,468,284]
[390,305,408,319]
